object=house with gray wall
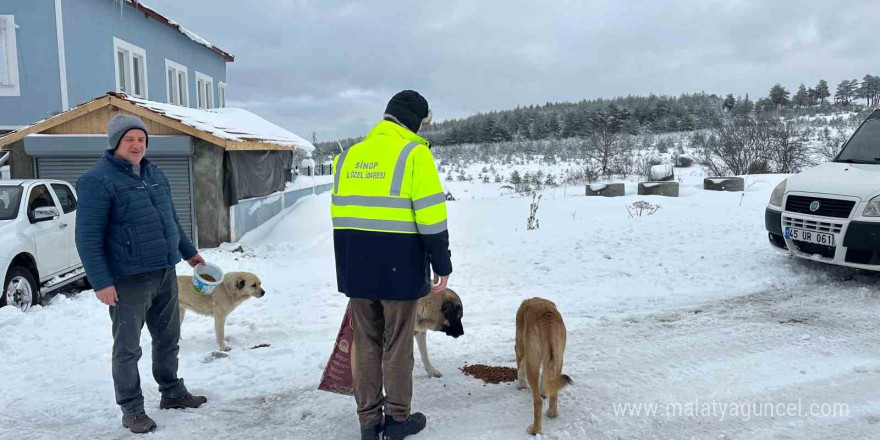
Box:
[0,0,233,132]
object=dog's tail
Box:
[544,331,573,396]
[545,373,573,396]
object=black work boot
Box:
[122,411,157,434]
[384,413,426,440]
[360,422,383,440]
[160,391,208,409]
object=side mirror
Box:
[33,206,59,222]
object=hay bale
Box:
[585,182,625,197]
[638,181,680,197]
[649,164,675,181]
[704,177,745,192]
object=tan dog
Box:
[414,288,464,378]
[177,272,266,351]
[515,297,573,435]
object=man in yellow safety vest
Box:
[331,90,452,440]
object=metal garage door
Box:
[35,155,196,244]
[27,135,197,246]
[148,157,195,244]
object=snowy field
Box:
[2,167,880,440]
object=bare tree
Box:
[586,107,626,175]
[814,127,849,161]
[769,120,811,173]
[611,135,636,178]
[696,116,773,176]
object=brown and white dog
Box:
[177,272,266,351]
[414,288,464,378]
[515,297,573,435]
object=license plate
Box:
[785,227,835,246]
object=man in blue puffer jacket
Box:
[75,114,209,434]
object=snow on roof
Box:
[123,95,314,152]
[121,0,234,61]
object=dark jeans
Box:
[109,267,186,415]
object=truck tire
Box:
[2,265,39,312]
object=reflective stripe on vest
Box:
[417,219,447,234]
[389,142,420,196]
[333,146,351,193]
[332,217,418,233]
[412,192,446,211]
[332,194,412,209]
[332,192,445,211]
[332,217,448,235]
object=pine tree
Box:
[483,116,497,143]
[815,79,831,105]
[792,84,808,107]
[856,74,879,106]
[560,111,579,138]
[723,94,736,111]
[768,84,791,108]
[849,79,861,103]
[835,79,856,106]
[509,170,522,185]
[733,94,754,116]
[546,113,561,138]
[870,76,880,106]
[806,87,818,106]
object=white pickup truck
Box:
[765,110,880,271]
[1,179,86,311]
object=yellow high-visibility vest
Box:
[331,120,447,235]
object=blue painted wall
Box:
[0,0,228,128]
[0,0,62,127]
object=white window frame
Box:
[218,82,227,108]
[165,59,188,106]
[113,37,148,99]
[0,15,21,97]
[195,71,213,109]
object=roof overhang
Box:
[0,95,298,152]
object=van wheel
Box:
[3,265,39,312]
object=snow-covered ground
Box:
[2,167,880,440]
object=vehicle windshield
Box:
[0,185,23,220]
[836,117,880,164]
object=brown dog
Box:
[414,288,464,378]
[177,272,265,351]
[515,297,572,435]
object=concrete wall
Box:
[9,141,34,178]
[230,183,333,242]
[193,139,228,248]
[0,0,62,127]
[0,0,229,127]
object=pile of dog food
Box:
[460,363,518,384]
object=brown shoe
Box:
[122,412,157,434]
[160,391,208,409]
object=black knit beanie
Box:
[384,90,430,134]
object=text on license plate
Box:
[785,227,835,246]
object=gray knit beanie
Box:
[107,114,149,150]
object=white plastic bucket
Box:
[192,263,224,295]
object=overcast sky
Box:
[144,0,880,141]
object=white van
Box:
[765,110,880,271]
